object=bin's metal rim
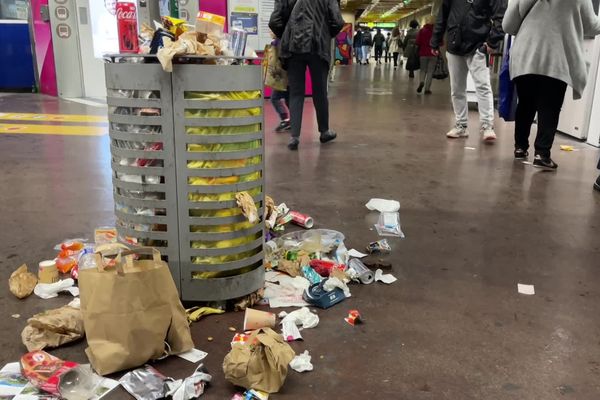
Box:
[184,163,262,178]
[183,147,262,161]
[181,266,264,301]
[185,193,262,210]
[185,207,264,226]
[115,209,168,224]
[111,145,167,160]
[182,99,263,110]
[116,225,171,241]
[112,176,167,192]
[185,251,264,273]
[107,97,163,108]
[183,132,262,144]
[189,237,262,257]
[184,224,263,241]
[108,114,165,125]
[104,54,262,62]
[112,162,165,176]
[187,179,262,194]
[110,129,165,142]
[181,116,262,127]
[114,193,170,209]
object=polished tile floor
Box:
[1,64,599,399]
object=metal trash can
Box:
[172,62,265,301]
[104,56,265,301]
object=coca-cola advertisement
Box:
[116,2,139,53]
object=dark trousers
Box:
[392,52,399,67]
[384,49,390,63]
[270,89,289,120]
[514,74,567,158]
[288,54,330,138]
[374,46,383,62]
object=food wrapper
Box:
[165,365,212,400]
[157,37,199,72]
[236,191,259,224]
[21,305,84,351]
[120,365,167,400]
[196,11,225,36]
[162,16,188,37]
[9,264,38,299]
[276,260,301,277]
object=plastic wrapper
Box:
[162,16,188,37]
[119,365,167,400]
[186,123,261,136]
[188,186,261,203]
[375,211,405,238]
[190,221,254,234]
[187,140,261,153]
[366,239,391,254]
[190,207,243,218]
[188,171,260,186]
[191,232,260,249]
[185,107,261,118]
[165,365,212,400]
[289,350,313,373]
[184,91,261,101]
[188,156,262,169]
[117,188,165,200]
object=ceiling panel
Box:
[344,0,433,22]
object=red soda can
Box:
[116,2,139,54]
[289,210,314,229]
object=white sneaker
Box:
[446,124,468,138]
[481,125,497,142]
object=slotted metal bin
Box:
[104,56,265,301]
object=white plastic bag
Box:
[290,351,313,373]
[375,212,405,238]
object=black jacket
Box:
[269,0,344,67]
[430,0,507,56]
[373,33,385,48]
[361,32,372,46]
[353,32,363,47]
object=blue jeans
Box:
[270,90,289,121]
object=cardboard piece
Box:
[223,328,295,393]
[21,305,84,351]
[9,264,38,299]
[79,247,193,375]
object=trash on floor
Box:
[347,259,375,284]
[234,288,265,311]
[223,328,296,393]
[9,264,38,299]
[234,389,270,400]
[177,348,208,363]
[34,278,79,299]
[280,307,319,330]
[94,227,117,245]
[309,259,345,277]
[348,249,368,258]
[375,211,405,238]
[38,259,59,284]
[264,271,310,308]
[517,283,535,295]
[21,304,84,351]
[365,198,400,213]
[303,279,346,309]
[165,364,212,400]
[289,211,314,229]
[560,145,576,152]
[323,277,351,297]
[374,269,398,284]
[236,191,259,224]
[186,306,225,323]
[21,351,118,400]
[366,239,391,254]
[120,365,168,400]
[344,310,362,326]
[243,308,277,330]
[302,265,323,284]
[289,350,313,373]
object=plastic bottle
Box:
[78,247,98,271]
[58,365,99,400]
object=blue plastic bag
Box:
[498,36,518,122]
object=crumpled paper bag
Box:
[236,192,258,224]
[157,37,199,72]
[9,264,38,299]
[21,305,84,351]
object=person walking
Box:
[384,32,392,63]
[403,20,420,78]
[503,0,600,170]
[431,0,506,142]
[389,27,402,69]
[373,28,386,64]
[353,29,363,65]
[269,0,344,151]
[415,16,438,94]
[361,28,372,64]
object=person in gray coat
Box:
[503,0,600,170]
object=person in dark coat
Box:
[373,29,386,64]
[269,0,344,150]
[403,20,420,78]
[361,27,372,64]
[353,29,363,64]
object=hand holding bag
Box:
[79,247,193,375]
[433,55,449,80]
[263,44,288,91]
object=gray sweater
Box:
[503,0,600,99]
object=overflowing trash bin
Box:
[105,55,265,300]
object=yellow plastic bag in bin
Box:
[185,108,262,118]
[185,91,261,101]
[187,140,261,153]
[191,232,260,250]
[187,156,261,169]
[190,220,255,233]
[189,171,261,186]
[186,124,261,136]
[188,187,261,202]
[189,207,243,218]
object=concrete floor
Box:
[1,64,600,399]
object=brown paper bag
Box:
[79,247,193,375]
[223,328,295,393]
[9,264,38,299]
[21,306,84,351]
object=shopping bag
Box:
[223,328,296,393]
[432,55,449,80]
[79,247,193,375]
[21,305,84,351]
[263,45,288,91]
[499,36,517,121]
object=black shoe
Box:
[288,138,299,151]
[514,148,529,160]
[320,130,337,144]
[424,90,432,95]
[533,154,558,171]
[275,120,291,132]
[594,176,600,192]
[417,82,424,93]
[409,71,415,78]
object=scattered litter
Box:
[366,198,400,213]
[223,328,295,393]
[0,362,28,397]
[236,192,259,224]
[228,326,237,332]
[120,365,168,400]
[34,278,79,299]
[330,267,350,283]
[234,288,265,311]
[323,277,351,298]
[243,308,276,331]
[344,310,362,326]
[289,211,314,229]
[522,161,532,165]
[38,259,59,284]
[374,269,397,284]
[186,306,225,323]
[207,337,214,342]
[289,351,313,373]
[277,259,302,277]
[375,211,405,238]
[302,265,322,284]
[347,259,374,284]
[11,314,20,319]
[560,145,576,152]
[9,264,38,299]
[264,271,310,308]
[231,333,250,346]
[281,319,303,342]
[303,279,346,308]
[21,305,84,351]
[309,259,345,277]
[94,227,117,245]
[517,283,535,295]
[280,307,319,330]
[348,249,368,258]
[367,239,391,254]
[241,389,270,400]
[177,348,208,363]
[165,364,212,400]
[464,146,477,150]
[68,297,81,309]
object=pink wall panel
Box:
[31,0,57,96]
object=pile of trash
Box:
[3,193,405,399]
